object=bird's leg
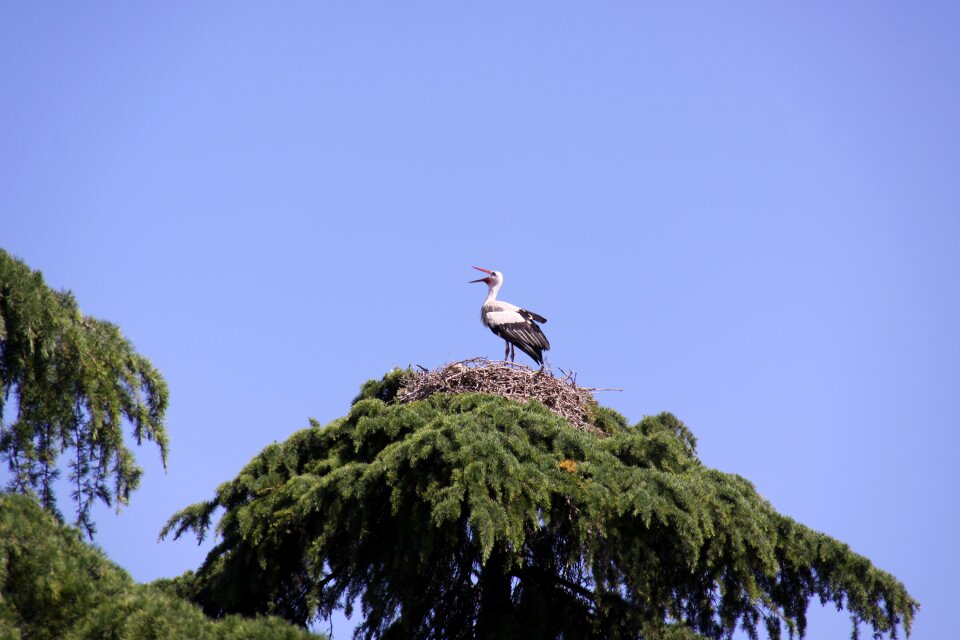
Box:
[504,340,511,361]
[511,343,516,362]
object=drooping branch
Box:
[0,250,169,537]
[513,565,598,610]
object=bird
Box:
[470,266,551,369]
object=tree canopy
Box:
[0,492,323,640]
[0,249,168,537]
[162,369,917,639]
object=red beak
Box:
[469,265,493,283]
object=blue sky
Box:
[2,3,958,637]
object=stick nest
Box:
[397,358,608,437]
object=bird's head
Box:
[469,266,502,287]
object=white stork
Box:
[470,266,550,369]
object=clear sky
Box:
[2,3,958,638]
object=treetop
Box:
[162,367,917,639]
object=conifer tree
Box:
[0,493,323,639]
[0,249,168,537]
[163,369,918,639]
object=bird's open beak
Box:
[469,266,493,283]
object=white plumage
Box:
[470,267,550,368]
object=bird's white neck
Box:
[484,280,502,305]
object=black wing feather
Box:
[491,320,551,365]
[519,308,547,324]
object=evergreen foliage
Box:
[0,249,168,537]
[0,493,323,640]
[163,370,917,639]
